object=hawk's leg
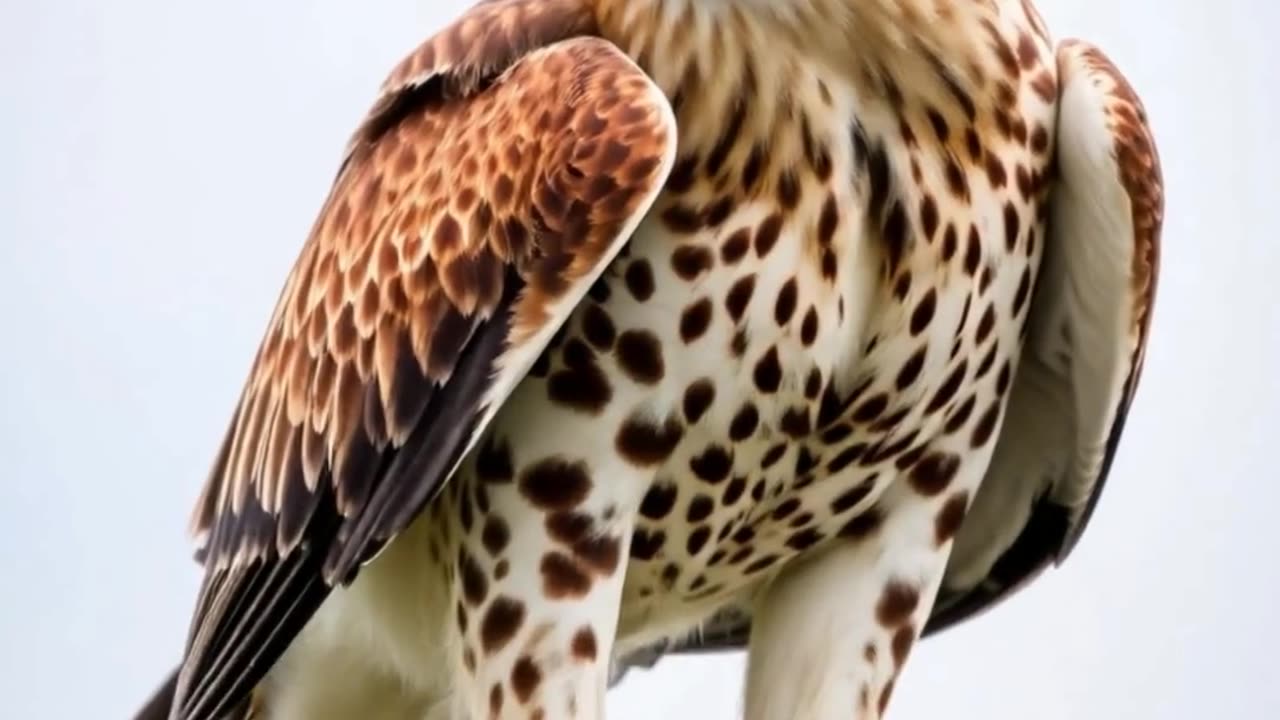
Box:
[440,384,665,720]
[742,475,976,720]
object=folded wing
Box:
[172,3,677,717]
[927,38,1163,633]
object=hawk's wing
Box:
[609,38,1162,680]
[927,38,1162,633]
[172,2,677,717]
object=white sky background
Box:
[2,1,1278,718]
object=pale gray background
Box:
[3,1,1278,718]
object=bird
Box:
[135,1,1162,718]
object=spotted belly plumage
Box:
[417,18,1052,709]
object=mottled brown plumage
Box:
[176,12,674,717]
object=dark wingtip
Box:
[132,667,177,720]
[1056,370,1138,562]
[923,499,1071,638]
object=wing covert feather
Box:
[173,4,677,717]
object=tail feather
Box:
[133,667,255,720]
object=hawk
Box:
[136,1,1162,718]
